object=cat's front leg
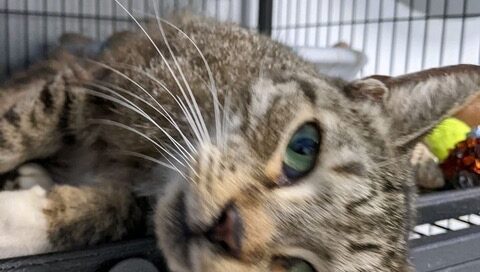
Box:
[411,143,445,189]
[0,178,143,259]
[0,51,91,174]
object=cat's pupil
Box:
[290,138,316,155]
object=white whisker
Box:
[152,2,212,145]
[87,80,197,158]
[84,61,195,161]
[114,0,210,145]
[91,119,198,174]
[153,16,223,145]
[82,88,192,166]
[117,150,192,182]
[99,62,204,150]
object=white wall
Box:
[272,0,480,76]
[1,0,479,80]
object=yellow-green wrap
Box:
[424,117,471,161]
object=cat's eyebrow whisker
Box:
[103,62,203,151]
[151,2,212,145]
[87,80,197,159]
[150,9,211,149]
[114,0,210,146]
[137,12,220,114]
[150,10,222,146]
[135,10,224,115]
[91,118,190,170]
[82,89,191,165]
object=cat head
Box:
[154,65,480,272]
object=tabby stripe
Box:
[40,85,54,113]
[382,179,401,192]
[345,191,377,214]
[332,161,366,177]
[58,88,75,145]
[4,108,21,127]
[349,242,381,253]
[29,107,38,128]
[270,74,317,104]
[0,130,9,148]
[295,78,317,104]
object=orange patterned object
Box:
[440,135,480,189]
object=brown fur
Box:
[44,183,143,249]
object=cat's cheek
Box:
[0,185,52,259]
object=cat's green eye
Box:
[288,261,315,272]
[282,123,320,180]
[271,257,316,272]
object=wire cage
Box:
[2,0,480,79]
[269,0,480,77]
[1,0,480,271]
[0,0,256,81]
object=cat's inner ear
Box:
[343,76,390,103]
[345,65,480,148]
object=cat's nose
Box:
[205,204,243,257]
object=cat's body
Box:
[1,14,480,272]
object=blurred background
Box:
[0,0,479,81]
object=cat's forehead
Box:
[225,73,385,157]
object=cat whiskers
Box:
[115,0,212,146]
[149,9,223,146]
[115,150,192,182]
[85,60,197,157]
[97,61,202,154]
[80,87,198,177]
[81,84,193,167]
[86,80,196,161]
[90,118,198,179]
[152,3,211,145]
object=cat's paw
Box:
[15,163,53,191]
[411,143,445,189]
[0,185,51,258]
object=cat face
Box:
[155,72,411,272]
[155,65,480,272]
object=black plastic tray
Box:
[2,188,480,271]
[0,238,166,272]
[410,187,480,271]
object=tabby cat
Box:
[1,11,480,272]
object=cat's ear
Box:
[345,65,480,148]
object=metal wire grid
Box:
[0,0,251,81]
[2,0,480,81]
[271,0,480,77]
[410,213,480,240]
